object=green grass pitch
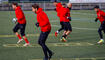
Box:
[0,10,105,60]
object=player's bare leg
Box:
[63,31,67,35]
[65,30,71,36]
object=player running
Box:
[53,1,63,37]
[53,1,72,42]
[59,3,72,42]
[32,4,53,60]
[12,3,30,46]
[94,6,105,44]
[53,1,72,38]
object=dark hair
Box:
[62,3,66,5]
[32,4,39,9]
[54,0,59,3]
[12,2,18,7]
[94,5,99,9]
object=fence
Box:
[0,1,105,11]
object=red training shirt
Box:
[15,6,26,24]
[36,8,51,32]
[97,9,105,24]
[59,7,69,22]
[56,3,62,17]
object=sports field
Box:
[0,10,105,60]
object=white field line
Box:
[0,34,54,38]
[71,12,96,15]
[24,11,96,16]
[29,57,105,60]
[50,19,94,22]
[0,25,97,38]
[51,25,97,30]
[3,42,95,47]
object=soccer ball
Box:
[12,18,17,23]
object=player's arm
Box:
[100,11,105,23]
[66,8,71,21]
[16,10,24,21]
[35,22,39,27]
[61,10,68,17]
[95,17,98,22]
[67,17,71,21]
[100,11,105,17]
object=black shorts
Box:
[99,21,105,33]
[13,23,26,36]
[38,31,50,44]
[60,22,64,29]
[63,22,72,31]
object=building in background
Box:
[0,0,1,4]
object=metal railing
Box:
[0,1,105,11]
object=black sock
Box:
[62,34,67,38]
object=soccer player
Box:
[53,1,72,37]
[53,1,64,37]
[59,3,72,42]
[94,6,105,44]
[12,3,30,46]
[53,1,72,42]
[32,4,53,60]
[66,3,72,21]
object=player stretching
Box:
[32,4,53,60]
[94,6,105,44]
[12,3,30,46]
